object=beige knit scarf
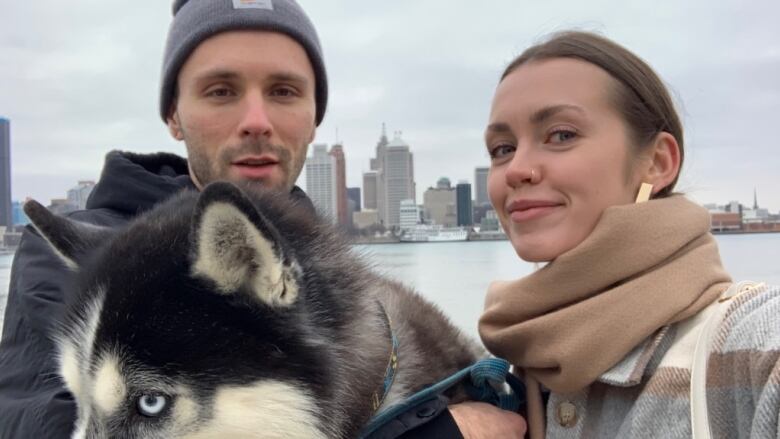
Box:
[479,196,731,416]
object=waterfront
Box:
[1,234,779,339]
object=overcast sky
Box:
[1,0,778,211]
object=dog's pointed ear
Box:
[23,200,111,270]
[191,182,301,307]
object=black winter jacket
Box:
[0,151,197,438]
[0,150,461,438]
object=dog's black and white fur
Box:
[25,182,484,439]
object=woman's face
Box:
[486,58,646,262]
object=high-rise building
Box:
[456,182,473,226]
[474,167,490,206]
[329,143,348,226]
[364,125,416,228]
[399,199,420,229]
[370,123,389,171]
[373,126,389,224]
[353,210,379,230]
[48,198,78,216]
[305,144,337,222]
[347,187,361,212]
[423,183,456,227]
[67,180,96,210]
[380,132,416,227]
[362,171,377,210]
[12,200,30,226]
[0,118,12,228]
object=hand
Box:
[449,402,527,439]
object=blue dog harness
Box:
[360,356,526,438]
[371,308,399,411]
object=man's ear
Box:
[640,132,681,196]
[166,102,184,141]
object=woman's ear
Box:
[641,132,681,196]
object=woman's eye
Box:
[548,129,578,143]
[490,144,515,159]
[137,394,168,417]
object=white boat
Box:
[399,225,469,243]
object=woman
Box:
[478,31,779,438]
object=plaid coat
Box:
[541,283,779,438]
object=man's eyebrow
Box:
[191,70,310,85]
[529,104,586,125]
[267,72,310,85]
[192,69,240,83]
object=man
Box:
[0,1,524,438]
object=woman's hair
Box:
[502,31,683,198]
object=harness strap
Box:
[359,357,525,438]
[371,302,400,412]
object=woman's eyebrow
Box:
[529,104,586,125]
[485,122,512,134]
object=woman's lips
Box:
[506,199,563,222]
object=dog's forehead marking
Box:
[93,353,127,416]
[184,380,328,439]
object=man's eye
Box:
[271,87,297,98]
[206,87,234,98]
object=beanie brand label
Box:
[232,0,273,10]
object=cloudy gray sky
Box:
[1,0,778,211]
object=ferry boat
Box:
[399,225,469,243]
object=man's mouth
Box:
[231,155,280,180]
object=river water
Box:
[1,234,779,338]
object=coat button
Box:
[556,401,578,428]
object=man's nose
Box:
[238,92,273,138]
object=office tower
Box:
[399,199,420,229]
[0,118,11,228]
[474,167,490,206]
[362,171,377,210]
[67,180,96,210]
[305,144,337,222]
[11,200,30,226]
[329,143,348,226]
[380,132,416,227]
[423,181,456,227]
[347,187,361,212]
[456,181,473,226]
[370,123,389,171]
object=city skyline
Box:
[2,1,779,211]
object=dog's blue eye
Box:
[137,394,168,417]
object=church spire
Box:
[754,188,759,210]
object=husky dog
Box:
[25,182,483,439]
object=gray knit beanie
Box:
[160,0,327,125]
